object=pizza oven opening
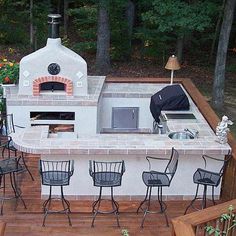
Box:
[40,81,65,92]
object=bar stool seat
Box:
[0,157,27,214]
[93,172,122,187]
[41,171,71,186]
[143,171,170,186]
[2,136,34,181]
[39,160,74,226]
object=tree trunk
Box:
[57,0,61,13]
[176,35,184,64]
[209,0,226,61]
[212,0,236,110]
[64,0,69,38]
[95,0,110,75]
[30,0,34,51]
[125,0,135,60]
[33,25,37,51]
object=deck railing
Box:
[172,199,236,236]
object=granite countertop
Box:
[11,125,231,156]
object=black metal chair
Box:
[39,160,74,226]
[0,114,34,181]
[0,156,27,215]
[89,160,125,227]
[184,152,232,214]
[137,147,179,227]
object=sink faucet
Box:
[184,128,199,138]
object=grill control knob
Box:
[48,63,60,75]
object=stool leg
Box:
[91,187,103,227]
[158,187,164,212]
[10,172,27,210]
[202,185,207,209]
[158,187,169,227]
[111,186,120,227]
[184,184,200,215]
[61,185,72,226]
[92,187,102,214]
[42,186,52,227]
[141,186,152,228]
[20,153,34,181]
[212,186,216,205]
[0,175,5,215]
[137,186,149,214]
[1,146,6,159]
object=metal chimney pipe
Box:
[48,14,61,39]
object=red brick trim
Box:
[33,76,73,96]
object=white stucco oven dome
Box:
[19,14,88,96]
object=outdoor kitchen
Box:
[5,14,231,199]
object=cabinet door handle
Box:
[132,109,135,119]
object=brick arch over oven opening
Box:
[33,76,73,96]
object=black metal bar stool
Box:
[137,147,179,227]
[184,152,231,214]
[0,156,27,215]
[89,160,125,227]
[0,114,34,181]
[39,160,74,226]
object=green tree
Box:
[68,1,97,55]
[137,0,219,63]
[212,0,236,110]
[95,0,111,74]
[0,0,52,49]
[0,0,28,44]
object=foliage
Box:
[121,229,129,236]
[0,0,52,48]
[205,205,236,236]
[109,0,131,60]
[0,0,233,66]
[0,0,28,44]
[0,59,19,84]
[142,0,218,33]
[136,0,220,59]
[32,0,53,48]
[68,2,97,55]
[68,0,132,60]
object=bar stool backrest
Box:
[146,147,179,184]
[202,151,232,178]
[0,114,15,135]
[89,160,125,187]
[39,160,74,186]
[165,148,179,182]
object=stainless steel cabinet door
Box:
[112,107,139,129]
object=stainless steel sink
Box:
[168,131,194,140]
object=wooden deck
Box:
[0,153,199,236]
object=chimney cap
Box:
[48,14,61,24]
